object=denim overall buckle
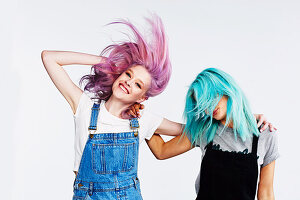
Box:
[88,182,93,196]
[133,177,139,189]
[89,129,97,139]
[130,118,139,137]
[88,103,100,139]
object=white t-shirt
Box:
[72,92,163,172]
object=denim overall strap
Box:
[88,103,100,133]
[88,102,139,137]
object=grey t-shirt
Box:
[189,123,279,194]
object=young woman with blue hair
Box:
[142,68,279,200]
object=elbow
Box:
[153,153,164,160]
[41,50,57,68]
[150,148,166,160]
[154,150,168,160]
[41,50,50,63]
[156,155,166,160]
[41,50,53,62]
[41,50,48,59]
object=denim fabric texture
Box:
[73,103,142,200]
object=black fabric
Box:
[196,135,259,200]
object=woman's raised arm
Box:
[41,51,105,114]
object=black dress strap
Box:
[251,135,259,155]
[204,141,213,150]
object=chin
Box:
[115,93,130,101]
[213,117,220,121]
[213,115,223,121]
[112,92,135,104]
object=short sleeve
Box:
[138,108,163,141]
[73,92,93,118]
[262,130,280,167]
[184,132,201,147]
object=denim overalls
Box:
[73,103,142,200]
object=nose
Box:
[125,79,134,87]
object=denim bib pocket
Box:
[92,142,135,174]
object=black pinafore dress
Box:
[196,135,259,200]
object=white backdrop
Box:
[1,0,300,199]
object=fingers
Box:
[133,103,144,118]
[257,117,264,128]
[258,121,278,133]
[133,104,140,118]
[128,109,137,118]
[269,123,277,132]
[255,114,277,133]
[269,123,274,132]
[127,103,145,118]
[260,122,268,132]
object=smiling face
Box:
[111,65,152,104]
[212,96,228,124]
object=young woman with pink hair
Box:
[42,15,181,200]
[42,15,272,199]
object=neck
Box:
[105,96,132,118]
[220,118,233,128]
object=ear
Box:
[136,96,148,104]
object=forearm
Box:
[257,187,274,200]
[155,118,184,136]
[257,161,275,200]
[146,134,166,159]
[146,134,192,160]
[41,50,104,66]
[41,50,103,113]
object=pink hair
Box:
[80,15,172,102]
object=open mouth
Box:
[213,108,219,116]
[119,83,129,94]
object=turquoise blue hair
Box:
[183,68,259,145]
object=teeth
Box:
[120,84,128,94]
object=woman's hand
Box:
[128,103,144,118]
[254,114,277,132]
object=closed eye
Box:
[126,72,131,78]
[136,83,141,89]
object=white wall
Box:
[2,0,300,199]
